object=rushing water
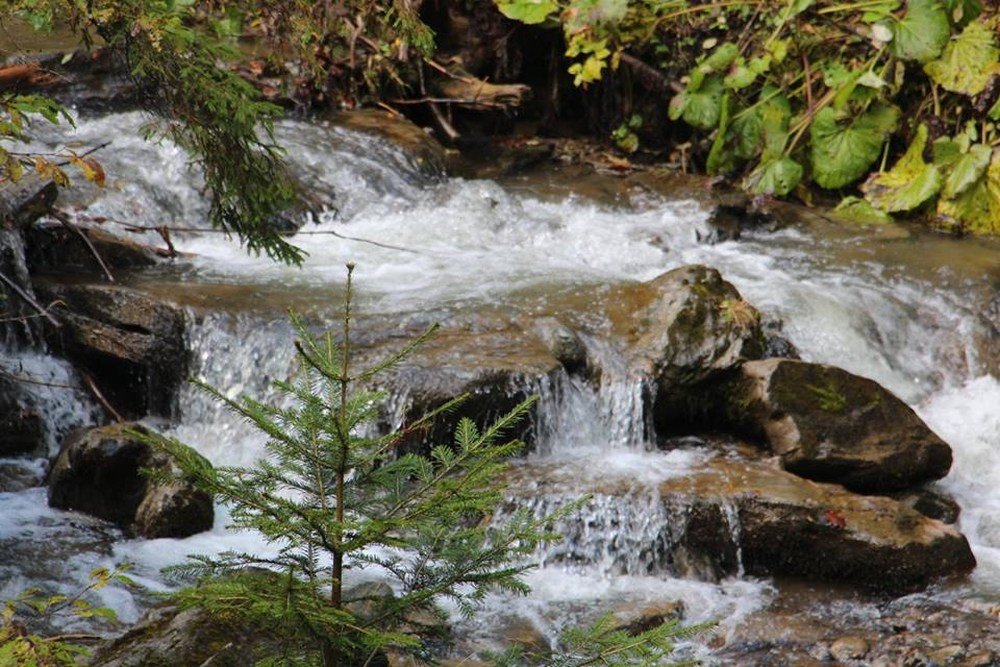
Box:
[2,110,999,655]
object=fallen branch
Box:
[80,370,125,422]
[0,269,61,328]
[49,208,116,282]
[620,54,683,95]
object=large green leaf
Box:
[889,0,950,63]
[689,42,740,90]
[726,88,790,161]
[744,157,803,196]
[833,196,893,224]
[669,76,725,130]
[924,21,1000,96]
[937,150,1000,234]
[943,144,992,198]
[810,105,900,189]
[861,124,941,212]
[496,0,558,24]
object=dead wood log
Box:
[429,62,532,111]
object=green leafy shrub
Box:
[497,0,1000,235]
[0,566,133,667]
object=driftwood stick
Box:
[48,208,116,282]
[428,102,461,141]
[80,370,125,422]
[0,270,61,328]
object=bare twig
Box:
[0,270,61,328]
[0,368,79,391]
[388,97,506,108]
[49,208,116,282]
[80,370,125,422]
[424,59,476,83]
[428,102,461,141]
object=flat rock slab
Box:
[667,457,974,593]
[504,452,975,594]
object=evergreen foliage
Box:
[141,266,696,665]
[2,0,302,264]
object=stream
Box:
[2,109,999,662]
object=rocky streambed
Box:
[1,109,999,665]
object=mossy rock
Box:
[724,359,953,493]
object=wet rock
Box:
[88,603,255,667]
[893,486,962,524]
[322,109,447,177]
[762,318,800,360]
[0,459,45,492]
[721,359,953,493]
[1,177,56,345]
[675,458,975,592]
[532,316,588,374]
[497,617,551,655]
[830,636,869,661]
[505,453,976,593]
[374,324,562,455]
[619,265,766,389]
[720,584,1000,666]
[614,600,685,635]
[0,384,45,457]
[35,282,187,418]
[25,221,165,275]
[133,481,214,539]
[48,423,213,538]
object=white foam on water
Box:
[920,376,1000,596]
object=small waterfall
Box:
[499,487,691,576]
[720,500,745,578]
[533,333,653,457]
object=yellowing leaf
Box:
[942,144,991,198]
[861,124,941,212]
[924,20,1000,96]
[834,196,893,224]
[937,150,1000,234]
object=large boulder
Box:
[367,319,563,456]
[48,423,212,539]
[35,282,187,418]
[88,603,255,667]
[721,359,953,492]
[618,265,767,389]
